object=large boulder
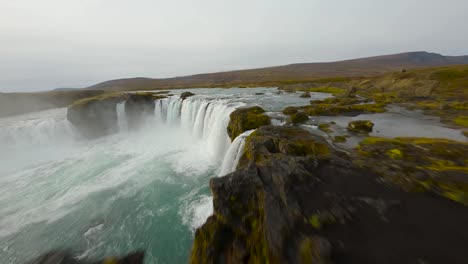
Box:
[191,126,468,264]
[300,92,311,98]
[67,93,127,138]
[125,93,156,129]
[226,106,271,141]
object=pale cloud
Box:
[0,0,467,91]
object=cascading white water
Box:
[116,102,128,132]
[153,97,238,161]
[0,108,77,152]
[219,129,255,176]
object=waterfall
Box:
[218,129,255,176]
[154,97,238,160]
[116,102,128,132]
[0,108,76,152]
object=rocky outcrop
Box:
[226,106,271,141]
[300,92,311,98]
[347,120,374,133]
[28,250,144,264]
[180,92,195,100]
[356,137,468,205]
[191,126,468,264]
[125,93,156,129]
[285,97,385,117]
[67,93,127,138]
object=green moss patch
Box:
[227,106,271,141]
[356,137,468,205]
[454,116,468,127]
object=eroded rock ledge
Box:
[191,126,468,264]
[67,93,128,138]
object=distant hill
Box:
[87,51,468,91]
[53,87,79,91]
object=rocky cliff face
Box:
[190,126,468,264]
[67,93,127,138]
[124,93,156,129]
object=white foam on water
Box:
[219,129,255,176]
[180,195,213,233]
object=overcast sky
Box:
[1,0,467,92]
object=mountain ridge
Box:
[87,51,468,91]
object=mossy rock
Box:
[282,106,298,115]
[300,102,385,116]
[300,92,311,98]
[348,120,374,133]
[238,126,331,169]
[463,130,468,138]
[356,137,468,205]
[318,123,333,133]
[334,135,348,143]
[298,236,331,264]
[290,112,309,124]
[227,106,271,141]
[453,116,468,127]
[180,91,195,100]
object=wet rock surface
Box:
[191,126,468,264]
[67,93,127,138]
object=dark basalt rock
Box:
[28,250,144,264]
[191,126,468,264]
[226,106,271,141]
[180,92,195,100]
[347,120,374,133]
[67,93,127,138]
[125,94,156,129]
